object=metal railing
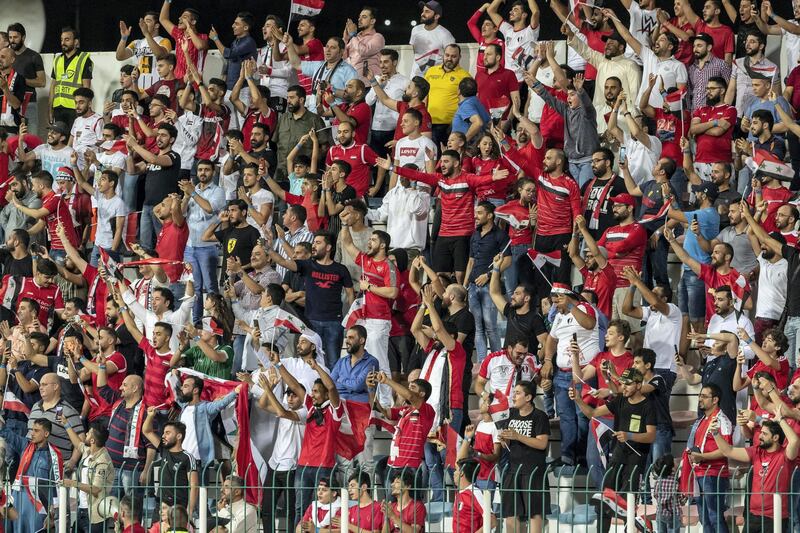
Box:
[2,459,799,532]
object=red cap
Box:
[609,193,636,208]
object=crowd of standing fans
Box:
[1,0,800,531]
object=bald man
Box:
[27,373,84,461]
[98,369,156,493]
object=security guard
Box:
[49,26,93,129]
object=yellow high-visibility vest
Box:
[52,51,90,109]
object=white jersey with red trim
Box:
[550,303,601,369]
[478,350,539,396]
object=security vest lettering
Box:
[52,52,90,109]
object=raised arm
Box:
[486,0,506,27]
[663,226,702,275]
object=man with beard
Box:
[569,222,616,320]
[49,26,93,128]
[366,166,430,254]
[689,76,736,180]
[322,79,372,145]
[580,148,627,241]
[325,119,378,198]
[7,23,46,134]
[269,231,354,368]
[683,0,735,64]
[772,204,799,246]
[737,109,786,174]
[294,17,324,62]
[343,7,385,82]
[273,85,329,181]
[486,0,540,83]
[467,3,505,76]
[564,25,640,112]
[339,227,397,406]
[725,31,779,115]
[375,151,507,284]
[17,121,75,178]
[475,44,520,126]
[68,87,104,170]
[238,162,274,230]
[706,200,758,276]
[225,123,277,176]
[286,35,358,113]
[752,226,789,341]
[687,35,731,111]
[0,170,42,242]
[230,62,278,152]
[425,44,471,147]
[680,138,739,218]
[0,228,32,277]
[202,199,260,285]
[410,0,456,77]
[0,47,26,133]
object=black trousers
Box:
[262,468,296,533]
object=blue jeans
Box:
[468,283,501,363]
[696,475,729,533]
[586,415,614,490]
[140,204,162,251]
[294,466,333,528]
[651,424,674,463]
[503,244,530,299]
[569,160,594,188]
[655,513,682,533]
[233,334,246,374]
[424,408,463,502]
[122,172,139,212]
[784,315,800,374]
[309,319,345,368]
[678,268,706,322]
[185,245,220,321]
[554,368,588,465]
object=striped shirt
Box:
[99,386,152,470]
[387,402,435,469]
[687,56,731,111]
[27,400,85,459]
[139,338,174,408]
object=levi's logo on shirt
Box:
[399,147,420,157]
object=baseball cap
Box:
[55,166,75,182]
[418,0,443,15]
[691,181,719,200]
[691,33,714,46]
[619,368,644,384]
[609,193,636,208]
[48,121,70,136]
[601,32,626,45]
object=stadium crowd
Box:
[0,0,800,531]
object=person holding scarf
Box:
[0,418,63,533]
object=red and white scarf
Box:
[13,441,63,514]
[581,176,617,230]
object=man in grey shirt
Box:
[0,169,42,242]
[703,199,757,276]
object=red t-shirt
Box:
[390,270,420,337]
[195,103,231,161]
[170,27,208,79]
[584,351,634,407]
[12,276,64,328]
[389,500,427,533]
[468,9,505,74]
[694,21,734,60]
[356,252,396,320]
[475,67,518,120]
[388,403,435,468]
[667,18,695,66]
[597,222,648,288]
[139,338,173,408]
[453,486,483,533]
[41,191,79,250]
[698,263,750,321]
[333,101,371,145]
[301,501,337,525]
[693,408,733,477]
[496,200,533,245]
[531,172,582,237]
[300,39,324,61]
[580,264,617,318]
[298,395,344,468]
[470,157,515,201]
[746,445,794,518]
[326,142,378,197]
[242,107,278,151]
[394,101,432,140]
[654,108,690,162]
[145,79,184,111]
[336,502,385,531]
[472,421,499,481]
[787,65,800,119]
[753,188,793,233]
[692,104,737,164]
[746,356,791,390]
[88,351,128,420]
[285,191,325,232]
[156,220,189,282]
[83,264,109,326]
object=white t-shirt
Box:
[173,111,203,171]
[127,36,171,89]
[409,24,456,76]
[784,21,800,72]
[246,188,275,232]
[365,73,409,131]
[499,21,540,81]
[626,1,659,65]
[180,405,200,461]
[550,305,601,368]
[755,254,788,321]
[70,113,104,157]
[93,191,127,249]
[269,396,308,471]
[394,135,437,170]
[637,47,688,108]
[33,144,74,181]
[90,151,127,197]
[218,153,240,201]
[624,134,662,185]
[641,303,682,371]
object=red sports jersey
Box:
[479,349,538,397]
[579,264,617,319]
[41,191,79,250]
[752,189,793,233]
[195,104,231,161]
[83,265,109,326]
[473,420,500,481]
[467,9,505,74]
[475,67,518,121]
[388,402,435,469]
[584,350,634,407]
[668,18,695,66]
[336,502,385,531]
[388,500,427,533]
[333,101,372,145]
[6,276,64,329]
[654,108,690,163]
[698,263,750,322]
[539,87,567,148]
[298,395,344,468]
[156,220,189,282]
[394,101,432,140]
[285,191,325,232]
[242,107,278,152]
[170,27,208,79]
[421,339,467,410]
[139,338,173,408]
[495,200,533,246]
[692,408,733,477]
[355,252,396,320]
[326,142,378,197]
[746,445,794,518]
[88,351,128,420]
[597,223,648,288]
[692,105,737,164]
[394,166,495,237]
[470,157,516,201]
[300,38,324,61]
[453,486,483,533]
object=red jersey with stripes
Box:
[139,338,173,408]
[750,187,792,233]
[387,402,435,468]
[41,191,80,250]
[580,264,617,318]
[394,166,495,237]
[170,27,207,79]
[470,157,516,201]
[495,200,533,245]
[326,142,378,197]
[355,252,396,320]
[597,223,648,287]
[534,173,582,237]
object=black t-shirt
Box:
[0,250,33,278]
[46,353,83,410]
[606,395,656,462]
[327,185,357,237]
[214,224,261,274]
[783,245,800,317]
[156,448,197,506]
[12,48,44,102]
[443,305,476,404]
[734,21,762,58]
[144,150,180,206]
[295,259,353,321]
[0,71,28,131]
[580,175,627,240]
[505,407,550,472]
[6,360,47,422]
[114,322,142,376]
[503,304,547,354]
[701,354,737,422]
[646,374,672,427]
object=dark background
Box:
[41,0,794,53]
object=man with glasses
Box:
[580,148,627,241]
[689,76,736,181]
[687,34,731,112]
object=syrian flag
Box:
[638,199,672,225]
[98,248,121,279]
[526,249,561,269]
[495,211,528,230]
[342,296,367,328]
[369,409,396,433]
[444,425,464,469]
[290,0,325,16]
[122,258,184,268]
[488,95,510,120]
[99,139,129,155]
[166,369,266,505]
[336,400,372,460]
[664,86,687,112]
[3,390,30,415]
[0,275,20,312]
[273,308,306,334]
[488,390,510,425]
[729,272,750,313]
[590,418,613,467]
[747,149,794,182]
